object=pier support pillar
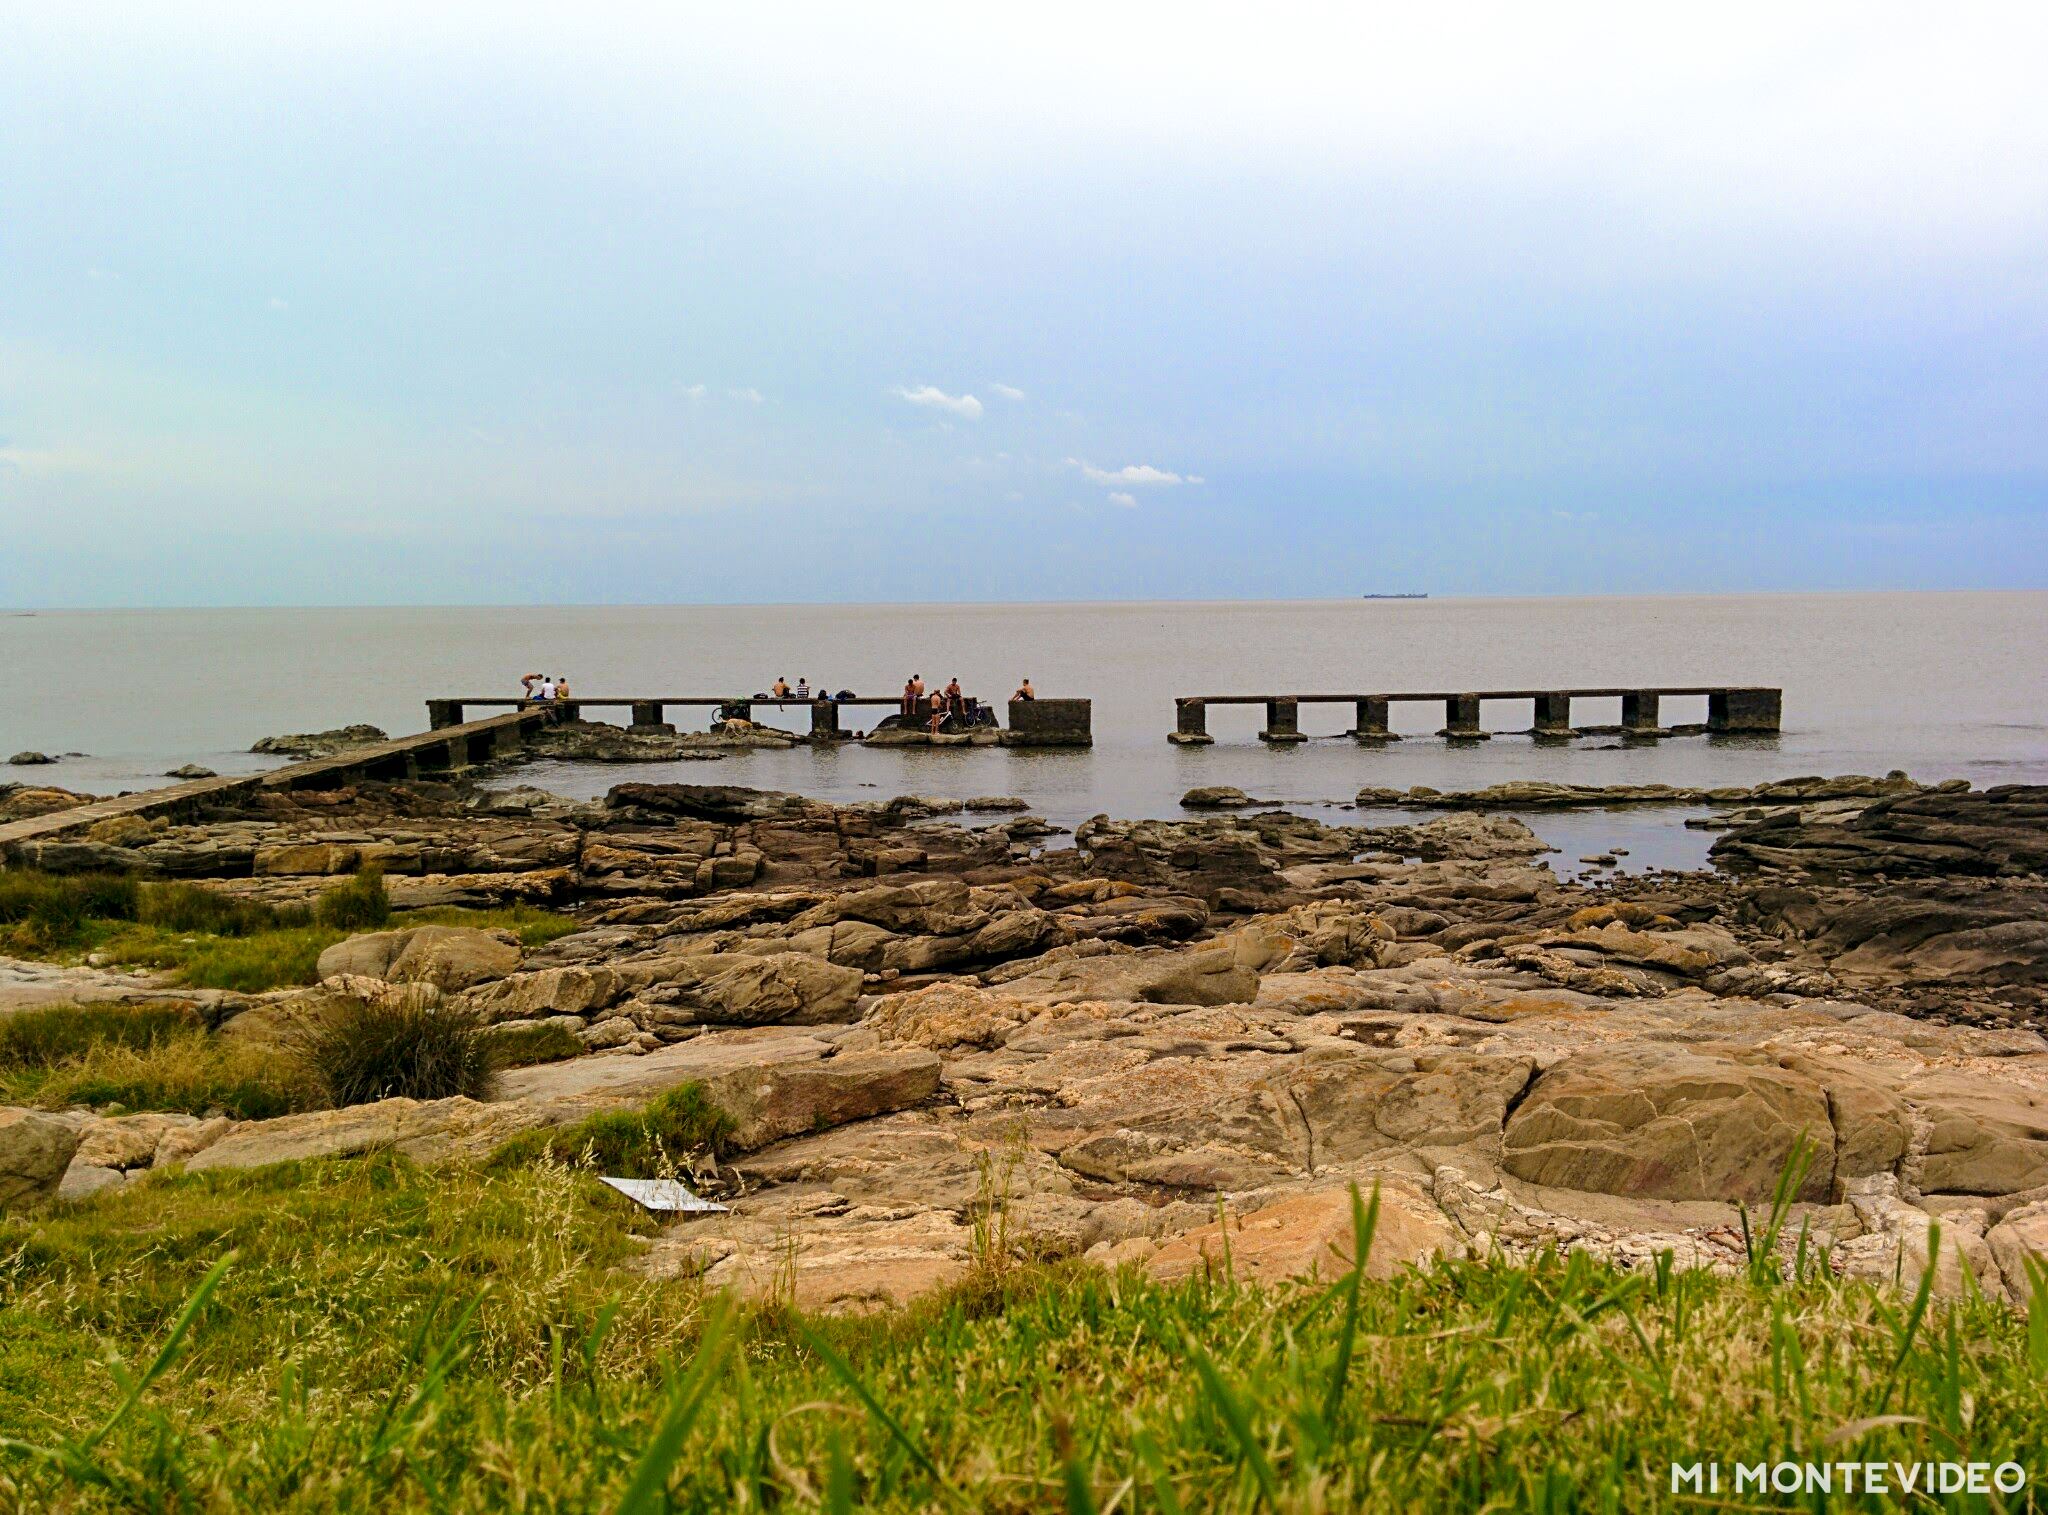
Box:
[1350,697,1396,742]
[1002,698,1092,747]
[810,700,842,740]
[1708,688,1782,733]
[415,740,455,774]
[1260,698,1307,744]
[1621,692,1666,736]
[426,700,462,730]
[1169,699,1214,745]
[630,701,666,730]
[1441,694,1488,740]
[1533,692,1573,739]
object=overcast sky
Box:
[3,3,2045,606]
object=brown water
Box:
[6,592,2043,871]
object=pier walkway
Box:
[428,697,1092,746]
[1169,686,1782,744]
[0,709,548,855]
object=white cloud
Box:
[990,382,1025,401]
[1069,459,1197,487]
[1107,491,1138,508]
[893,384,983,419]
[683,383,708,401]
[266,295,288,311]
[728,386,765,404]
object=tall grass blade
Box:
[794,1320,965,1507]
[1321,1182,1379,1428]
[1185,1339,1281,1506]
[613,1295,737,1515]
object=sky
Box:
[2,2,2045,607]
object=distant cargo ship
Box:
[1361,593,1428,600]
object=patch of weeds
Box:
[487,1021,584,1068]
[492,1082,733,1174]
[0,1001,203,1071]
[315,866,391,930]
[295,988,498,1106]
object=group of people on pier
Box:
[518,672,573,711]
[896,674,1033,735]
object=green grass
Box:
[0,866,579,991]
[296,991,499,1107]
[0,1034,312,1121]
[0,1002,203,1070]
[492,1082,735,1173]
[486,1020,584,1067]
[0,1003,315,1119]
[2,1156,2046,1511]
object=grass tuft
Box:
[294,989,499,1107]
[314,865,391,930]
[492,1082,733,1173]
[486,1020,584,1067]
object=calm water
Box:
[6,593,2044,872]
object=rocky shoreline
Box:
[4,767,2047,1312]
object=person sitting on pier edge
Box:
[901,676,918,718]
[912,674,926,707]
[795,677,809,700]
[1013,677,1034,701]
[945,677,965,723]
[772,676,792,700]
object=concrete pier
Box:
[1350,697,1395,742]
[1441,694,1488,740]
[1621,691,1665,736]
[1708,688,1782,733]
[1168,686,1782,744]
[1003,698,1093,748]
[0,709,552,861]
[430,695,1092,748]
[1259,698,1307,744]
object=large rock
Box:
[250,724,388,757]
[315,926,522,990]
[1501,1046,1834,1203]
[1713,784,2048,880]
[1139,1183,1460,1283]
[0,1108,83,1209]
[1905,1072,2048,1197]
[1987,1200,2048,1303]
[701,1050,943,1152]
[624,951,864,1029]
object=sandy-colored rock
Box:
[1906,1072,2048,1197]
[1502,1046,1834,1203]
[1987,1200,2048,1304]
[313,925,521,990]
[1142,1183,1460,1283]
[704,1051,943,1152]
[388,926,523,990]
[1,1108,84,1209]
